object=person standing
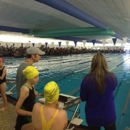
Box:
[80,52,118,130]
[15,66,39,130]
[0,57,7,111]
[16,47,45,97]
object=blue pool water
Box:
[5,53,130,130]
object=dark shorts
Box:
[88,122,116,130]
[15,115,29,130]
[0,80,6,85]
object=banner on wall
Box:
[58,42,61,47]
[32,43,35,47]
[92,40,96,46]
[51,42,54,47]
[38,43,42,47]
[27,43,30,47]
[112,38,117,45]
[102,39,106,46]
[74,41,77,47]
[45,42,48,47]
[66,41,69,47]
[123,37,127,43]
[82,40,86,47]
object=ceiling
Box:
[0,0,130,43]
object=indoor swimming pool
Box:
[5,53,130,130]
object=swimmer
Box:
[22,81,68,130]
[15,66,39,130]
[0,57,7,111]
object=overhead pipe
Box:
[114,33,130,43]
[36,0,128,42]
[0,25,30,34]
[31,27,115,38]
[32,29,115,38]
[55,36,87,42]
[114,33,123,41]
[127,39,130,43]
[53,36,102,43]
[32,27,104,34]
[36,0,108,30]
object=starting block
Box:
[38,93,83,130]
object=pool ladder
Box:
[6,78,16,95]
[64,97,83,130]
[125,127,130,130]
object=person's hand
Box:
[34,90,38,98]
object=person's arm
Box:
[21,123,33,130]
[63,110,68,130]
[58,110,68,130]
[0,67,6,80]
[80,76,89,101]
[113,74,118,90]
[15,86,32,116]
[32,85,38,98]
[34,89,38,98]
[32,103,42,130]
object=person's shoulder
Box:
[21,85,30,92]
[33,103,42,111]
[19,85,30,97]
[55,109,68,127]
[18,62,29,67]
[58,109,67,118]
[107,72,116,77]
[32,103,42,116]
[106,72,117,80]
[83,73,90,80]
[3,66,7,69]
[17,62,30,70]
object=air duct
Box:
[36,0,108,30]
[30,27,115,38]
[35,0,127,42]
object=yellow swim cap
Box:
[44,81,60,103]
[23,66,39,80]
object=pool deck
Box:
[0,95,88,130]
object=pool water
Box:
[5,53,130,130]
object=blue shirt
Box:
[80,73,117,126]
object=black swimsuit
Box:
[0,66,6,85]
[15,84,35,130]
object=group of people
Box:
[0,46,118,130]
[0,44,125,58]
